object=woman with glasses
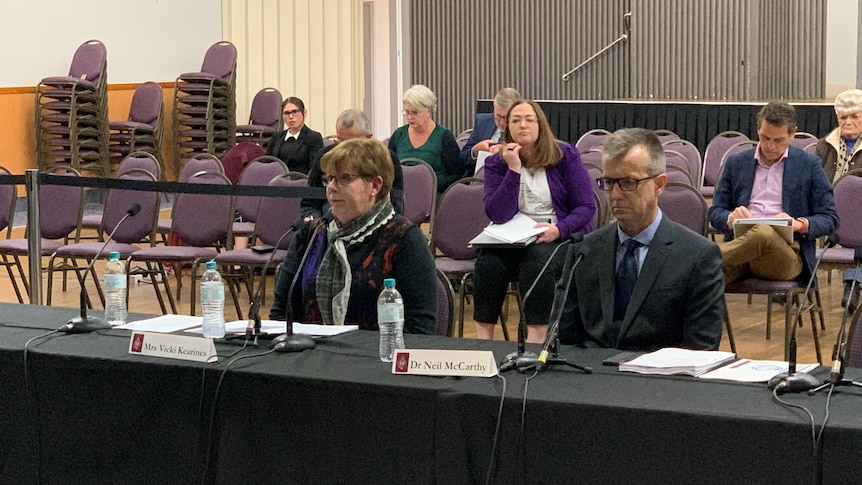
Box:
[473,100,596,342]
[270,138,436,334]
[388,84,461,193]
[265,96,324,174]
[816,89,862,312]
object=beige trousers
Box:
[718,223,803,283]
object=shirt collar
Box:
[617,209,663,247]
[753,143,789,167]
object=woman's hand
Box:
[533,222,560,243]
[501,143,522,172]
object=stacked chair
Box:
[235,87,283,147]
[108,81,164,174]
[35,39,110,178]
[171,41,238,180]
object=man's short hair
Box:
[756,102,797,133]
[494,88,521,109]
[602,128,666,176]
[336,109,371,135]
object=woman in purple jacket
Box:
[473,100,595,342]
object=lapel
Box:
[617,218,671,344]
[738,156,757,206]
[597,225,619,328]
[780,152,801,212]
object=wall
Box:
[825,0,860,98]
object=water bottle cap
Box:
[383,278,395,288]
[205,260,217,270]
[108,251,120,260]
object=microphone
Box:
[59,203,142,334]
[767,233,838,394]
[536,244,591,371]
[498,232,583,372]
[272,210,334,352]
[244,218,303,343]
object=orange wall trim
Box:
[0,82,175,96]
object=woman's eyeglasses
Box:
[283,109,303,117]
[322,173,363,186]
[402,109,424,117]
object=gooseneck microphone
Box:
[245,218,303,344]
[536,244,592,372]
[272,210,333,352]
[768,233,838,394]
[59,203,142,334]
[498,232,583,373]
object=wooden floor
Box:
[0,222,847,365]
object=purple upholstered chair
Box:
[580,149,603,172]
[844,305,862,368]
[0,165,25,303]
[46,170,160,307]
[128,171,234,315]
[109,82,164,165]
[235,87,283,146]
[587,166,607,229]
[663,139,703,189]
[231,155,290,238]
[157,154,224,243]
[665,149,695,186]
[702,131,750,197]
[821,169,862,283]
[575,129,610,153]
[654,129,680,144]
[435,269,455,336]
[790,131,819,150]
[216,173,308,318]
[400,158,437,228]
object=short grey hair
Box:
[494,88,521,109]
[336,109,371,135]
[834,89,862,116]
[602,128,666,175]
[402,84,437,113]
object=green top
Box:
[388,123,462,192]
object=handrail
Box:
[562,11,631,82]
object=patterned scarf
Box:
[834,135,862,183]
[316,200,395,325]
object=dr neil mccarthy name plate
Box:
[392,349,497,377]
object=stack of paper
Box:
[468,213,549,247]
[732,217,793,244]
[619,347,736,377]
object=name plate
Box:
[129,331,217,363]
[392,349,498,377]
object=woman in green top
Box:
[388,84,462,193]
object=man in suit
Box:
[458,87,521,176]
[559,128,725,351]
[708,102,838,287]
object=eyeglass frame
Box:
[321,173,368,186]
[283,109,303,117]
[596,173,661,192]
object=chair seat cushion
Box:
[0,239,64,254]
[129,246,218,262]
[54,242,142,258]
[435,258,476,276]
[215,248,287,265]
[725,278,802,294]
[820,247,854,264]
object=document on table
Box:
[184,320,359,337]
[697,359,819,382]
[116,315,202,333]
[619,347,736,377]
[733,217,793,244]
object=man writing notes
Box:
[457,87,521,176]
[708,102,838,289]
[559,128,725,351]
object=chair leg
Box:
[154,262,177,314]
[3,261,25,304]
[765,294,773,340]
[458,274,471,338]
[46,253,57,306]
[723,302,737,354]
[12,256,31,299]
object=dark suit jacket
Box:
[457,113,497,176]
[559,217,725,351]
[265,125,324,174]
[707,146,838,286]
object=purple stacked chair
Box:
[235,87,283,147]
[108,81,164,167]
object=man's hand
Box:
[727,206,752,225]
[775,212,803,232]
[471,139,494,158]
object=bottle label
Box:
[201,283,224,303]
[104,274,127,291]
[378,304,404,323]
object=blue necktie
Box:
[610,239,643,342]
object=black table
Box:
[2,303,861,484]
[475,100,836,155]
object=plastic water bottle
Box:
[200,260,225,339]
[103,251,127,325]
[377,278,405,362]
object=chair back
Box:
[128,81,163,127]
[247,87,283,130]
[665,149,694,185]
[322,136,337,148]
[663,139,702,187]
[802,141,818,155]
[703,131,750,186]
[575,129,610,153]
[790,132,819,149]
[255,174,308,248]
[221,142,266,185]
[200,41,238,81]
[234,154,289,222]
[0,166,15,238]
[431,177,488,260]
[586,166,607,228]
[456,129,472,151]
[435,269,455,336]
[400,159,438,226]
[580,149,603,170]
[67,39,107,87]
[845,304,862,368]
[178,154,224,182]
[658,181,709,236]
[101,169,160,244]
[716,141,759,183]
[116,152,162,180]
[654,129,680,144]
[171,171,234,247]
[40,167,84,240]
[832,169,862,248]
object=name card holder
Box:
[129,331,217,363]
[392,349,498,377]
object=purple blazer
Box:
[483,142,596,240]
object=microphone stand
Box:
[768,235,838,394]
[809,248,862,395]
[535,247,592,374]
[272,216,332,353]
[499,233,583,373]
[60,204,141,334]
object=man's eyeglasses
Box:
[283,109,302,117]
[322,173,364,186]
[493,114,508,122]
[596,174,660,192]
